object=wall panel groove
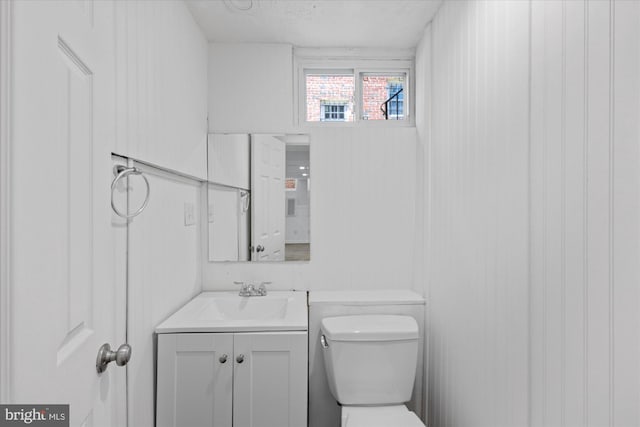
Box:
[582,3,590,425]
[0,0,11,403]
[560,4,567,426]
[607,3,615,426]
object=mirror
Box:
[207,134,310,262]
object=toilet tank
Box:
[320,315,419,405]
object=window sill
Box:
[299,119,415,128]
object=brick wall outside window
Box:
[362,76,398,120]
[306,75,354,121]
[305,74,405,122]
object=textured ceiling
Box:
[185,0,442,48]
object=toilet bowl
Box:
[320,315,425,427]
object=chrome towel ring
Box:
[111,164,150,219]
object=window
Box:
[361,74,406,121]
[386,82,404,119]
[298,56,412,125]
[321,103,347,121]
[305,71,354,122]
[285,178,297,191]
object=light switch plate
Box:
[184,202,196,226]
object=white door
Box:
[156,333,233,427]
[251,135,285,261]
[233,332,308,427]
[9,1,127,426]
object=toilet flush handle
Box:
[320,334,329,349]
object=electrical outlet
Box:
[184,202,196,226]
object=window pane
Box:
[306,73,354,122]
[361,74,406,121]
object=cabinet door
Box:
[157,333,233,427]
[233,332,308,427]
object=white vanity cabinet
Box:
[156,331,307,427]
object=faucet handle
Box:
[234,281,249,296]
[257,281,271,296]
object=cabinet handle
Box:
[236,354,245,364]
[219,354,228,364]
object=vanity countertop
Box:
[156,291,308,334]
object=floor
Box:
[285,243,310,261]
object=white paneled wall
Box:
[414,21,431,426]
[111,2,208,426]
[417,1,531,425]
[127,167,203,427]
[114,1,208,179]
[530,1,640,426]
[202,127,417,291]
[418,1,640,426]
[208,43,294,133]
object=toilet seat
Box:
[342,405,425,427]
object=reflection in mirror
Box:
[207,134,310,262]
[284,141,310,261]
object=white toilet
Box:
[320,314,425,427]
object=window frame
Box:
[295,55,414,127]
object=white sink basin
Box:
[156,291,307,333]
[204,297,288,320]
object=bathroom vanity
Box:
[155,291,308,427]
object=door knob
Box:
[219,354,228,363]
[256,245,264,253]
[236,354,245,364]
[96,343,132,374]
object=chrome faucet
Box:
[234,281,271,296]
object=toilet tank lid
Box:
[309,290,425,306]
[321,315,418,341]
